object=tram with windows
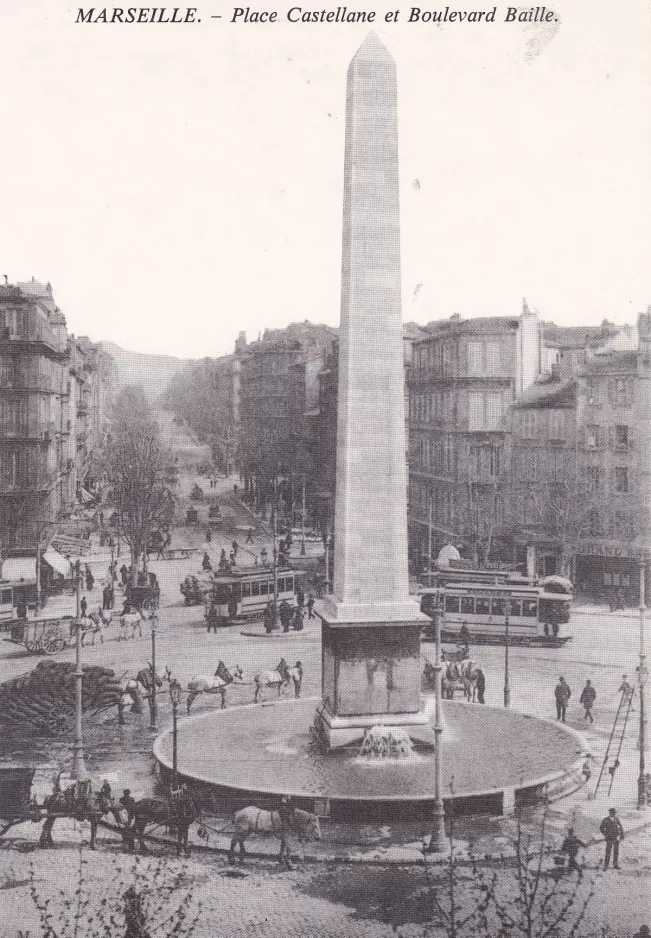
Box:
[419,569,572,646]
[202,564,304,623]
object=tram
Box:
[419,569,572,646]
[202,564,304,622]
[0,579,38,624]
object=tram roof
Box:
[206,565,305,583]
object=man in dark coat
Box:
[560,827,584,873]
[475,668,486,704]
[306,594,315,619]
[206,602,219,634]
[599,807,624,869]
[555,676,571,722]
[80,596,88,618]
[579,679,596,723]
[279,600,292,633]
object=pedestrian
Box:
[228,592,238,622]
[292,661,303,698]
[579,679,596,723]
[117,692,127,725]
[306,593,315,619]
[293,606,304,631]
[560,827,584,874]
[555,676,571,722]
[206,526,212,543]
[263,600,275,635]
[279,600,292,633]
[582,755,592,783]
[599,807,624,870]
[246,527,254,544]
[619,674,634,703]
[120,564,128,586]
[108,585,115,609]
[206,602,218,634]
[296,586,305,608]
[260,547,268,565]
[219,548,228,571]
[80,595,88,618]
[475,667,486,704]
[232,540,239,558]
[459,621,471,650]
[120,788,137,823]
[202,552,212,572]
[229,551,236,566]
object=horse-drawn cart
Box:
[8,616,75,655]
[0,766,37,835]
[125,585,160,611]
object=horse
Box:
[119,609,146,641]
[128,791,201,857]
[253,658,293,704]
[186,661,243,713]
[39,779,125,850]
[228,806,321,869]
[81,608,112,646]
[122,664,170,713]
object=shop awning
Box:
[43,548,71,578]
[2,556,37,581]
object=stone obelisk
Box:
[317,32,429,749]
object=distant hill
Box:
[99,342,193,402]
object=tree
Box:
[104,386,177,576]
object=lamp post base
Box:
[71,745,89,781]
[425,801,447,853]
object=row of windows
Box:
[585,377,635,407]
[586,424,630,449]
[413,338,507,377]
[517,409,570,440]
[586,466,630,493]
[411,438,502,478]
[443,594,537,618]
[409,390,507,431]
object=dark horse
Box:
[128,790,201,857]
[39,780,124,850]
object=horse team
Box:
[37,777,322,869]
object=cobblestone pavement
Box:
[1,825,650,938]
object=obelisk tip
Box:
[352,31,394,63]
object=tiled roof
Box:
[513,378,577,408]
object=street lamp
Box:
[169,678,182,790]
[71,561,89,780]
[323,526,331,594]
[637,558,648,809]
[149,613,158,731]
[426,592,447,852]
[300,476,307,557]
[503,595,511,709]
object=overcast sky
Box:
[1,0,649,357]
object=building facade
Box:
[407,307,542,572]
[0,279,111,554]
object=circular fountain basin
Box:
[154,697,585,819]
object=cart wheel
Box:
[45,706,74,736]
[25,639,38,653]
[42,630,61,655]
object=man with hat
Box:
[599,807,624,870]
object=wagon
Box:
[160,547,198,561]
[125,585,160,611]
[0,766,37,835]
[8,616,76,655]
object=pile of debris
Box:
[0,661,122,737]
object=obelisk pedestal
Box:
[316,33,429,749]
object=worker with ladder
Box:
[593,675,635,799]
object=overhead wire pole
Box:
[71,561,89,780]
[426,593,447,853]
[637,557,648,809]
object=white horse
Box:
[118,609,146,641]
[186,661,243,713]
[81,608,112,646]
[228,806,321,868]
[253,658,301,704]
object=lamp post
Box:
[71,561,89,780]
[427,494,433,586]
[169,678,181,791]
[300,477,306,557]
[503,595,511,709]
[637,558,648,809]
[149,613,158,731]
[324,526,331,594]
[426,593,447,852]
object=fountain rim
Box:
[152,696,588,804]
